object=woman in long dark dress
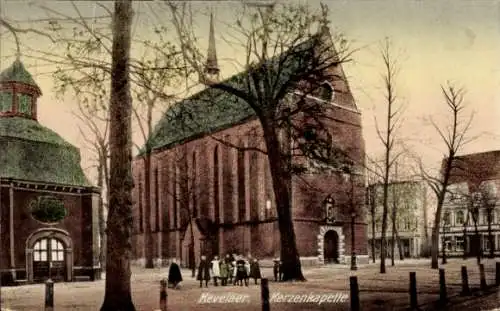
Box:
[197,255,210,288]
[249,258,262,285]
[167,258,183,289]
[235,256,248,286]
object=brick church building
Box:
[131,16,367,268]
[0,58,101,285]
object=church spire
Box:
[203,11,220,83]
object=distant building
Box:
[367,180,432,259]
[0,59,100,285]
[130,19,368,268]
[440,150,500,258]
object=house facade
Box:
[439,150,500,257]
[131,21,368,268]
[367,180,432,259]
[0,59,101,285]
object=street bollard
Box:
[496,262,500,286]
[350,276,360,311]
[461,266,470,296]
[409,272,418,310]
[261,278,270,311]
[45,278,54,311]
[479,264,487,290]
[160,279,167,311]
[439,269,447,305]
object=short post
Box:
[479,264,487,290]
[261,278,270,311]
[45,278,54,311]
[160,279,168,311]
[495,262,500,286]
[350,276,360,311]
[439,269,447,305]
[409,272,418,310]
[460,266,470,295]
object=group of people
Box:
[197,254,262,288]
[167,254,284,288]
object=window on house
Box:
[455,210,464,225]
[17,93,32,116]
[0,91,12,112]
[455,236,464,252]
[443,211,451,226]
[303,125,317,141]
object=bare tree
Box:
[373,38,405,273]
[100,0,135,309]
[167,3,358,281]
[419,84,474,269]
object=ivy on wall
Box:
[30,196,67,223]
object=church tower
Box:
[202,12,220,84]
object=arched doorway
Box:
[32,238,66,282]
[26,228,73,283]
[323,230,339,264]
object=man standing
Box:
[197,255,210,288]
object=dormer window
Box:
[312,82,334,102]
[0,91,13,112]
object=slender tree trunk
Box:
[371,205,376,263]
[487,209,494,258]
[97,160,106,271]
[190,215,195,277]
[395,227,404,260]
[463,217,468,260]
[101,0,135,309]
[474,221,481,265]
[262,122,305,281]
[391,219,395,266]
[143,153,154,268]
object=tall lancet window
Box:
[237,142,246,223]
[191,152,198,218]
[213,146,220,223]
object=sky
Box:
[0,0,499,184]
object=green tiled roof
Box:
[143,34,319,154]
[0,117,90,186]
[0,59,41,92]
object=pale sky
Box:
[1,0,499,184]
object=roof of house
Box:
[0,117,90,186]
[141,31,325,155]
[445,150,500,189]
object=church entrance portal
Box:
[323,230,339,264]
[32,237,66,282]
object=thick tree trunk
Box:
[262,123,305,282]
[100,0,136,310]
[143,153,154,268]
[430,227,439,269]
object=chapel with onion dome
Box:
[0,58,101,285]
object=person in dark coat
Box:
[197,255,210,288]
[235,256,248,286]
[273,258,281,282]
[167,258,183,289]
[249,258,262,285]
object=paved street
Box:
[1,258,500,310]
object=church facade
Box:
[131,19,368,268]
[0,59,101,285]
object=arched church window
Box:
[313,82,334,102]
